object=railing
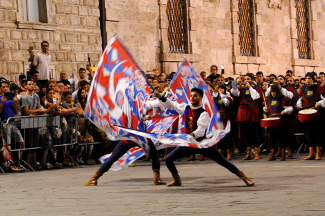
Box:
[1,113,105,174]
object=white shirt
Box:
[231,86,261,100]
[33,52,51,80]
[265,87,294,99]
[72,90,78,102]
[163,99,210,139]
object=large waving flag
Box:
[118,59,230,148]
[85,35,153,153]
[169,59,224,137]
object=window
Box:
[295,0,310,59]
[23,0,48,23]
[238,0,255,56]
[166,0,188,53]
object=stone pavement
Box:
[1,153,325,216]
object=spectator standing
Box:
[33,41,51,81]
[207,65,220,81]
[256,71,264,88]
[74,68,90,89]
[21,79,43,169]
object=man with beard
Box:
[21,79,43,169]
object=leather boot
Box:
[85,171,103,186]
[242,147,253,160]
[227,149,232,160]
[316,147,321,160]
[305,147,315,160]
[199,155,205,161]
[275,147,281,157]
[231,148,235,157]
[268,149,276,161]
[153,169,165,185]
[254,147,260,160]
[280,149,286,161]
[167,172,182,187]
[287,146,293,157]
[237,171,254,186]
[188,154,195,161]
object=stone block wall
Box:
[105,0,325,77]
[105,0,160,71]
[0,0,102,81]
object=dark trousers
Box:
[305,122,321,148]
[98,140,160,174]
[165,146,240,175]
[239,122,260,147]
[269,129,287,149]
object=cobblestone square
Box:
[1,153,325,216]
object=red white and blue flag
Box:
[99,147,145,171]
[85,35,153,153]
[121,59,230,148]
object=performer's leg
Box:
[202,147,254,186]
[165,147,196,174]
[202,147,240,174]
[278,129,287,161]
[98,141,135,173]
[147,140,165,185]
[147,140,160,170]
[268,130,276,161]
[165,146,197,186]
[85,141,135,186]
[305,123,316,160]
[240,122,253,160]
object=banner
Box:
[99,147,145,171]
[85,35,153,153]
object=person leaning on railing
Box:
[0,80,26,169]
[21,79,43,170]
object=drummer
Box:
[265,75,294,99]
[264,85,293,161]
[297,72,325,160]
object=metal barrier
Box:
[1,113,106,174]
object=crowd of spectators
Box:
[1,42,325,173]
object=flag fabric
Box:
[169,59,224,137]
[99,147,145,171]
[118,59,230,148]
[85,35,153,153]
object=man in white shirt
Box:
[33,41,51,81]
[154,88,254,187]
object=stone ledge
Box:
[160,53,200,62]
[291,59,321,67]
[232,55,266,64]
[17,22,57,31]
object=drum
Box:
[261,117,282,128]
[298,109,319,123]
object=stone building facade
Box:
[1,0,325,80]
[105,0,325,77]
[0,0,102,81]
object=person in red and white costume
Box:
[154,88,254,187]
[231,73,264,160]
[214,84,233,160]
[264,84,293,161]
[297,72,325,160]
